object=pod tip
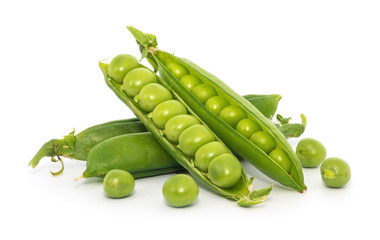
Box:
[74,174,84,182]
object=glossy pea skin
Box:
[219,106,247,128]
[123,68,157,97]
[269,149,292,173]
[296,138,327,167]
[109,54,140,84]
[164,114,200,143]
[191,84,218,104]
[178,124,215,156]
[207,153,242,188]
[195,141,229,172]
[205,96,230,115]
[162,174,199,207]
[320,157,351,188]
[103,169,135,198]
[166,62,188,79]
[180,75,202,91]
[152,100,187,129]
[236,118,262,139]
[139,83,173,112]
[250,131,276,154]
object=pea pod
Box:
[128,26,306,192]
[100,56,272,206]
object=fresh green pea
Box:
[296,138,327,168]
[219,105,247,128]
[194,141,229,172]
[166,62,188,79]
[178,124,215,156]
[152,100,187,129]
[250,131,276,154]
[123,68,157,97]
[164,114,200,143]
[205,96,230,115]
[236,118,262,139]
[162,174,199,207]
[269,149,292,173]
[139,83,173,112]
[109,54,140,84]
[191,84,218,104]
[207,153,242,188]
[103,169,135,198]
[320,157,351,188]
[180,75,202,91]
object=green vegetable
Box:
[296,138,327,167]
[103,169,135,198]
[162,174,199,207]
[109,54,140,84]
[320,157,351,188]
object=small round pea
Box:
[180,75,202,91]
[235,118,262,139]
[122,68,157,97]
[205,96,230,115]
[320,157,351,188]
[191,84,218,104]
[296,138,327,168]
[250,131,276,154]
[164,114,200,143]
[109,54,140,84]
[207,153,242,188]
[139,83,173,112]
[269,148,292,173]
[103,169,135,198]
[166,62,188,79]
[195,141,229,172]
[219,106,247,128]
[162,174,199,207]
[152,100,187,129]
[178,124,215,156]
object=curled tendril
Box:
[50,156,64,176]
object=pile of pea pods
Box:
[29,26,351,208]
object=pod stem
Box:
[28,139,59,168]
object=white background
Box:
[1,0,379,239]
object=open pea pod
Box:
[99,59,272,207]
[128,26,306,192]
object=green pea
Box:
[164,114,200,143]
[250,131,276,154]
[139,83,173,112]
[320,157,351,188]
[219,106,247,128]
[269,149,292,173]
[162,174,199,207]
[194,141,229,172]
[207,153,242,188]
[123,68,157,97]
[235,118,262,139]
[180,75,202,91]
[178,124,215,156]
[296,138,327,168]
[166,62,188,79]
[205,96,230,115]
[103,169,135,198]
[191,84,218,104]
[152,100,187,129]
[109,54,140,84]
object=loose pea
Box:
[205,96,230,115]
[219,106,247,128]
[191,84,218,104]
[166,62,188,79]
[152,100,187,129]
[180,75,202,91]
[296,138,327,168]
[162,174,199,207]
[194,141,229,172]
[320,157,351,188]
[123,68,157,97]
[109,54,140,84]
[164,114,200,143]
[207,153,242,188]
[178,124,215,156]
[236,118,262,139]
[250,131,276,154]
[103,169,135,198]
[269,149,292,173]
[139,83,173,112]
